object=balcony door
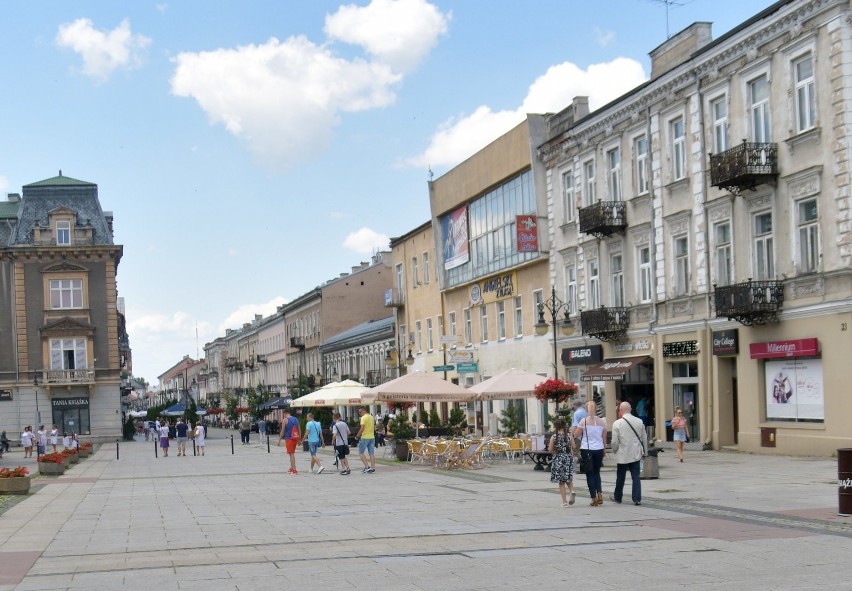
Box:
[50,338,88,370]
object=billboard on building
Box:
[516,215,539,252]
[442,205,469,270]
[764,359,824,421]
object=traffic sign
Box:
[456,362,479,373]
[432,365,455,372]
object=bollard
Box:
[116,439,119,460]
[154,438,158,458]
[231,434,234,455]
[267,433,271,454]
[193,438,197,457]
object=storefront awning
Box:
[581,356,650,381]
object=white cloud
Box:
[169,0,450,170]
[325,0,450,73]
[156,3,168,14]
[125,309,214,380]
[408,57,647,169]
[343,227,390,254]
[218,297,288,333]
[55,18,151,81]
[594,27,616,47]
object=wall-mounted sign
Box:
[470,272,517,305]
[713,329,739,356]
[562,345,603,366]
[449,350,475,364]
[51,397,89,407]
[456,362,479,374]
[662,341,699,357]
[0,390,12,401]
[750,338,820,359]
[614,340,652,353]
[442,205,469,270]
[516,215,539,252]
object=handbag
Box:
[578,422,593,474]
[624,417,646,472]
[334,424,350,456]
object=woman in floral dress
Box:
[549,418,576,507]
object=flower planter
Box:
[66,452,79,464]
[38,462,65,475]
[0,477,31,495]
[78,448,90,458]
[62,459,71,469]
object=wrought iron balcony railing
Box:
[42,369,96,385]
[289,336,305,350]
[714,279,784,325]
[710,140,778,195]
[580,306,630,342]
[578,201,627,239]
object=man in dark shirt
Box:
[175,418,189,456]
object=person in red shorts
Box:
[279,409,301,474]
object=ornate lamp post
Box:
[534,286,575,380]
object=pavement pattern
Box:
[0,429,849,590]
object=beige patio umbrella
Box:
[290,379,369,407]
[360,371,474,403]
[468,368,548,401]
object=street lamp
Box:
[384,343,414,377]
[33,372,41,424]
[534,286,575,379]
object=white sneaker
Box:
[317,466,324,474]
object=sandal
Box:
[562,502,569,508]
[569,492,576,505]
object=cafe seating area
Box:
[405,435,534,470]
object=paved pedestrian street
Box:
[1,430,849,590]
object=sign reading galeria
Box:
[764,359,824,422]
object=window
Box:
[479,306,489,342]
[635,136,649,195]
[50,338,87,370]
[49,279,83,309]
[671,117,686,180]
[415,320,422,352]
[794,54,815,132]
[426,318,433,351]
[714,221,733,286]
[675,236,689,295]
[562,171,575,223]
[584,160,596,205]
[437,315,443,342]
[400,324,406,348]
[514,296,523,337]
[533,290,544,324]
[56,220,71,245]
[564,265,577,316]
[448,312,457,339]
[422,252,430,284]
[411,257,419,286]
[711,96,728,153]
[497,301,506,340]
[610,254,624,307]
[798,198,820,273]
[464,309,472,345]
[753,212,774,280]
[607,147,622,201]
[638,246,652,303]
[749,75,771,142]
[588,260,600,309]
[395,263,404,291]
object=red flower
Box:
[533,378,579,404]
[0,466,30,478]
[389,401,414,411]
[37,453,65,464]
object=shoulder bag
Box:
[334,424,350,456]
[578,421,593,474]
[623,417,646,472]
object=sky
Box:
[0,0,774,384]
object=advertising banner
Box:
[442,205,469,270]
[765,358,824,421]
[516,215,539,252]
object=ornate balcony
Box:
[714,279,784,325]
[580,306,630,342]
[289,336,305,350]
[42,369,96,385]
[710,140,778,195]
[578,201,626,239]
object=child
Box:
[70,433,79,449]
[62,432,71,449]
[549,418,576,507]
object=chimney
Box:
[7,193,20,202]
[649,22,713,79]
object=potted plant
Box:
[534,378,579,414]
[0,466,31,494]
[60,448,78,466]
[37,452,66,475]
[78,442,93,458]
[389,413,416,461]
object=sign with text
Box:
[562,345,603,366]
[0,390,12,401]
[448,350,475,364]
[442,205,469,270]
[713,329,739,356]
[750,338,820,359]
[469,272,517,306]
[456,362,479,374]
[516,215,539,252]
[51,397,89,407]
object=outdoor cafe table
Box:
[523,450,554,471]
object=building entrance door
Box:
[672,362,699,441]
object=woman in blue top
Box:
[305,413,325,474]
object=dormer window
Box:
[56,220,71,245]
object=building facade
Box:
[540,0,852,455]
[0,174,124,441]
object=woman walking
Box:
[574,401,607,506]
[194,422,206,456]
[671,406,689,462]
[50,424,59,452]
[549,418,576,507]
[159,420,171,457]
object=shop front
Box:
[51,396,90,436]
[580,342,654,428]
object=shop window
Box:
[765,359,823,423]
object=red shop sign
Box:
[749,338,820,359]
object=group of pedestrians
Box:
[156,418,205,457]
[550,400,648,508]
[15,424,73,458]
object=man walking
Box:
[610,401,647,506]
[279,409,301,475]
[355,406,376,474]
[175,418,189,456]
[258,418,267,443]
[304,413,325,474]
[239,416,251,445]
[331,412,351,475]
[570,399,588,453]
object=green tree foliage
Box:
[447,407,467,436]
[224,394,238,422]
[498,405,523,437]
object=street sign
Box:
[439,335,457,345]
[448,350,475,364]
[456,362,479,373]
[432,365,455,372]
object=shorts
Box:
[285,438,298,454]
[160,436,169,448]
[673,428,687,442]
[308,442,320,456]
[177,437,187,444]
[334,444,349,459]
[358,438,375,455]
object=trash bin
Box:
[665,421,673,442]
[641,446,660,480]
[839,448,852,516]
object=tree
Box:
[447,407,467,436]
[498,405,524,437]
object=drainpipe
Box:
[645,106,662,441]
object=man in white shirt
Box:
[610,401,647,506]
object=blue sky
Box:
[0,0,772,383]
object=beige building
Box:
[540,0,852,455]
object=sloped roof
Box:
[23,173,95,187]
[0,201,18,218]
[321,316,395,351]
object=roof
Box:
[321,316,395,351]
[23,173,96,187]
[0,201,18,218]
